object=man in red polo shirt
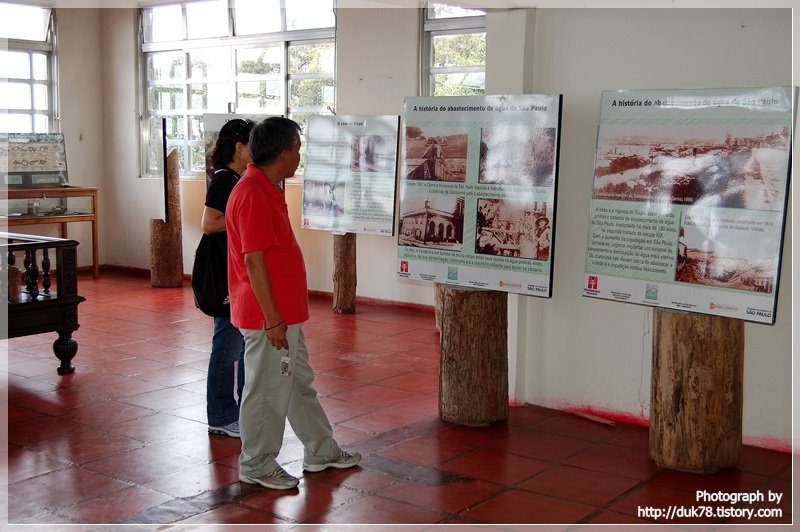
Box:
[226,117,361,490]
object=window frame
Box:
[1,9,58,134]
[420,5,486,97]
[138,3,335,179]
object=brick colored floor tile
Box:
[517,465,641,506]
[461,488,595,524]
[6,271,792,527]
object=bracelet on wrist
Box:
[265,320,284,331]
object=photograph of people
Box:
[674,211,778,293]
[302,179,344,218]
[478,125,557,187]
[534,215,551,261]
[404,126,467,182]
[475,198,551,260]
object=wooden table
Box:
[3,231,86,375]
[1,186,99,278]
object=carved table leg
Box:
[53,330,78,375]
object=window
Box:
[422,4,485,97]
[0,3,56,133]
[141,0,335,178]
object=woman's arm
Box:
[201,206,226,234]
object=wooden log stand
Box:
[439,285,508,426]
[649,308,744,474]
[150,149,183,287]
[332,233,356,313]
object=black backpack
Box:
[191,232,230,317]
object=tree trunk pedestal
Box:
[150,148,183,287]
[649,308,744,474]
[332,233,356,313]
[439,285,508,427]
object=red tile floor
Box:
[3,271,793,526]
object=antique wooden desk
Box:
[2,232,86,374]
[1,186,99,278]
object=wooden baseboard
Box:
[83,266,434,312]
[308,290,434,314]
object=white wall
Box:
[99,8,167,270]
[69,7,793,449]
[500,8,793,448]
[24,9,104,268]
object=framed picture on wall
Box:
[397,94,563,298]
[583,86,796,324]
[301,114,400,236]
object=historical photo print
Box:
[351,134,396,173]
[593,124,791,210]
[404,127,468,182]
[476,198,552,261]
[675,211,778,293]
[398,192,465,251]
[303,179,345,218]
[478,125,557,187]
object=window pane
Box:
[34,114,48,133]
[0,82,31,109]
[189,115,205,141]
[188,48,230,80]
[289,78,334,107]
[144,5,184,43]
[148,52,186,82]
[191,145,207,171]
[233,0,281,35]
[190,82,230,110]
[32,53,48,80]
[33,84,48,111]
[289,43,334,74]
[288,111,314,134]
[0,51,30,78]
[429,4,484,19]
[0,114,31,133]
[186,0,229,39]
[432,72,485,96]
[189,84,208,110]
[432,33,486,68]
[147,117,165,174]
[139,1,336,177]
[237,47,282,77]
[0,5,50,41]
[286,0,334,30]
[163,116,187,140]
[149,86,186,112]
[237,80,282,112]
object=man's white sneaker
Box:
[239,466,299,489]
[303,450,362,472]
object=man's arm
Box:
[244,250,289,350]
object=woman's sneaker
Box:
[240,466,299,490]
[208,421,240,438]
[303,450,362,472]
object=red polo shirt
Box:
[225,164,309,330]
